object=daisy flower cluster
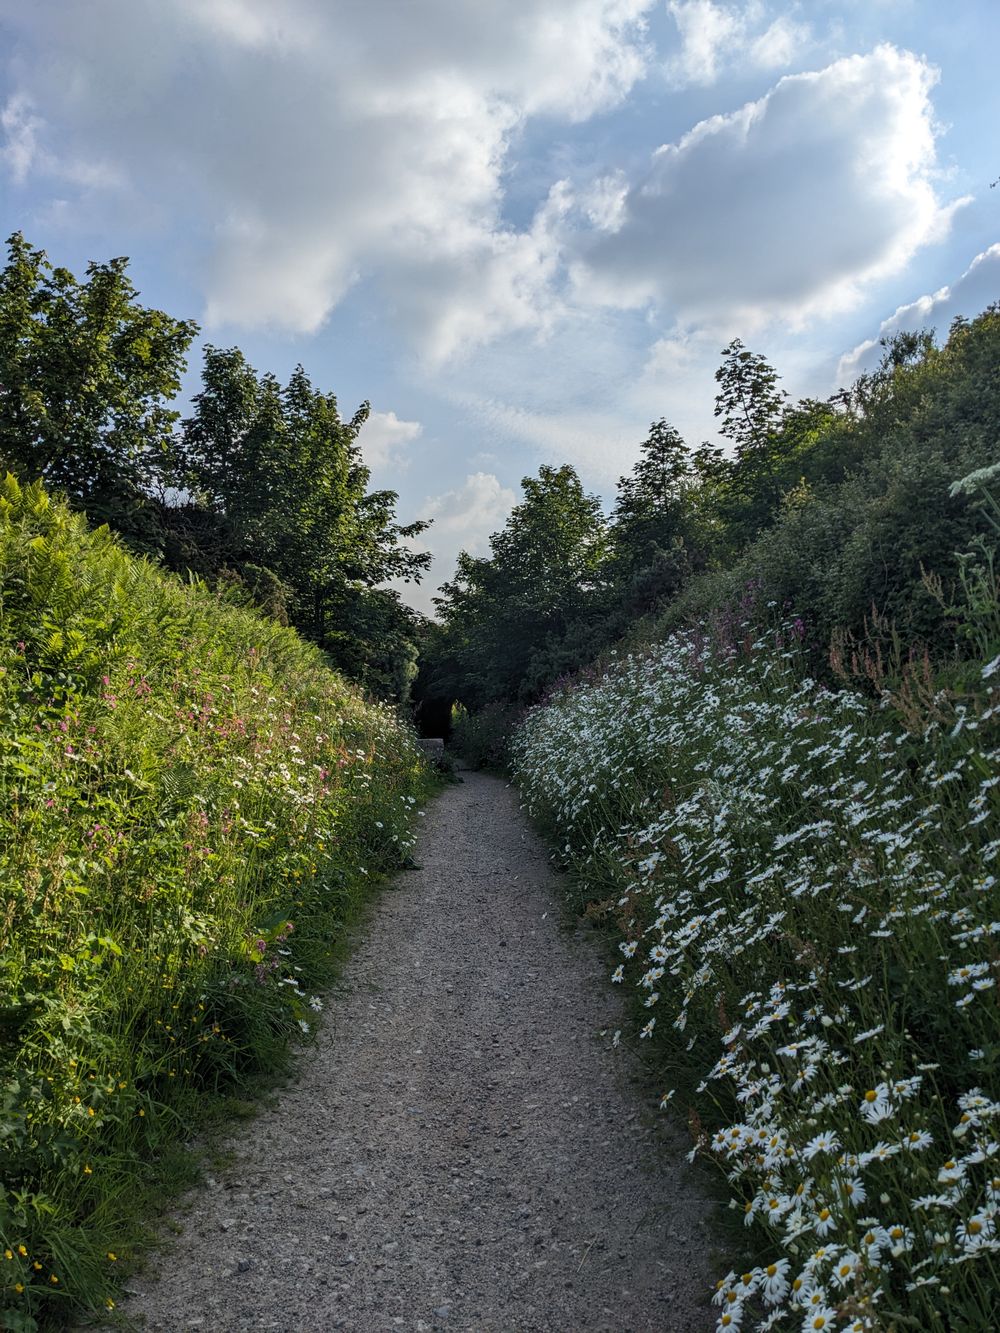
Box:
[512,620,999,1330]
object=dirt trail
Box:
[121,771,712,1332]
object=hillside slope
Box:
[0,476,430,1329]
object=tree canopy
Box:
[0,232,196,544]
[0,233,430,703]
[433,464,606,708]
[423,307,1000,728]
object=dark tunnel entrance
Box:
[413,694,453,741]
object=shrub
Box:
[448,701,518,770]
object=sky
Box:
[1,1,998,614]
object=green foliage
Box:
[320,585,421,706]
[429,303,1000,728]
[605,419,701,614]
[177,348,429,628]
[681,311,1000,654]
[0,477,432,1328]
[431,464,607,708]
[0,233,196,547]
[448,701,518,770]
[513,601,1000,1331]
[713,337,787,456]
[172,346,431,702]
[0,235,431,706]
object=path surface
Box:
[121,772,712,1332]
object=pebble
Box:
[108,774,712,1332]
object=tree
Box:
[176,347,430,645]
[713,338,787,460]
[607,420,697,612]
[0,232,196,542]
[712,339,803,548]
[433,464,607,707]
[0,233,431,704]
[322,586,423,706]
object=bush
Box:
[448,701,518,770]
[0,476,431,1329]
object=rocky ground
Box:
[115,770,714,1332]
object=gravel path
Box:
[120,771,713,1332]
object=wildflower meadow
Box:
[513,500,1000,1330]
[0,476,431,1329]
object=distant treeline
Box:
[0,233,430,703]
[5,233,997,724]
[423,306,1000,748]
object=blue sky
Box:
[1,0,997,612]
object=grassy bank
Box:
[513,604,999,1330]
[0,477,432,1330]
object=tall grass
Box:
[512,492,1000,1331]
[0,476,432,1330]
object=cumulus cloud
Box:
[665,1,810,87]
[838,243,1000,382]
[381,181,573,364]
[422,472,517,555]
[0,0,653,351]
[666,0,742,86]
[1,94,41,184]
[395,471,517,614]
[357,410,422,475]
[575,45,967,329]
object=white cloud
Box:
[395,471,517,614]
[357,410,422,474]
[665,1,810,87]
[838,243,1000,382]
[576,45,967,329]
[0,0,653,350]
[751,15,810,70]
[382,180,573,365]
[0,91,124,194]
[177,0,320,54]
[422,472,517,555]
[666,0,742,86]
[457,395,640,489]
[1,94,42,184]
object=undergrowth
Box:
[512,474,1000,1332]
[0,476,433,1330]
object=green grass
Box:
[0,476,435,1330]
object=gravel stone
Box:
[115,772,713,1331]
